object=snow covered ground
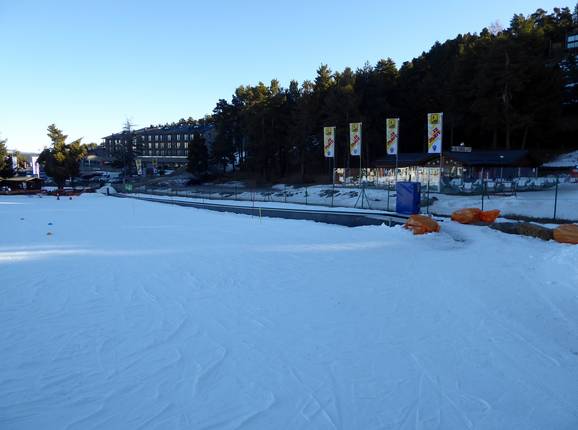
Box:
[1,194,578,429]
[431,183,578,220]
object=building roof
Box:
[102,123,213,140]
[374,153,438,168]
[445,150,538,167]
[375,150,540,168]
[2,176,42,182]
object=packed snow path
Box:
[1,194,578,430]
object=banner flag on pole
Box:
[323,126,335,158]
[386,118,399,155]
[427,113,443,154]
[135,159,143,175]
[349,122,362,156]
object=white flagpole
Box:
[395,119,399,187]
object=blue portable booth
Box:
[396,182,421,215]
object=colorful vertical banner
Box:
[32,156,40,177]
[135,159,143,175]
[349,122,362,156]
[323,126,335,158]
[427,113,443,154]
[386,118,399,155]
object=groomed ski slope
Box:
[1,194,578,430]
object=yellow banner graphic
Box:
[350,122,362,156]
[386,118,399,155]
[427,113,443,154]
[323,127,335,158]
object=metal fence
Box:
[114,171,578,223]
[119,182,403,212]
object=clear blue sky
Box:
[0,0,573,152]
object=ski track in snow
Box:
[1,193,578,429]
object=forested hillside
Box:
[209,6,578,180]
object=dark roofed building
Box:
[374,153,438,169]
[1,176,43,194]
[373,150,545,191]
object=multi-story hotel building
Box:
[102,123,214,173]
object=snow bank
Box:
[96,184,116,194]
[1,194,577,429]
[543,150,578,168]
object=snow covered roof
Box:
[2,176,42,182]
[542,150,578,168]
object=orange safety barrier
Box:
[451,208,482,224]
[451,208,501,224]
[404,215,440,235]
[479,209,501,223]
[553,224,578,245]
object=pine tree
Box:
[212,99,237,173]
[37,124,87,188]
[187,132,208,176]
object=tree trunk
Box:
[492,128,498,149]
[521,126,529,150]
[503,52,512,150]
[300,150,305,182]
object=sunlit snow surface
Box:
[1,194,577,429]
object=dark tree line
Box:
[208,6,578,181]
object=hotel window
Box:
[168,135,172,141]
[176,134,180,141]
[155,135,159,141]
[148,135,152,142]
